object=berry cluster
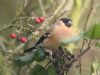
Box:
[34,17,44,24]
[9,16,45,43]
[10,33,27,43]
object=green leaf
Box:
[47,65,57,75]
[34,46,46,62]
[85,23,100,39]
[14,53,35,67]
[29,19,35,25]
[14,46,46,67]
[34,24,42,28]
[30,64,48,75]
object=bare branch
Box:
[79,0,94,74]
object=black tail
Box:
[24,46,36,53]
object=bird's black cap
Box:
[60,18,72,27]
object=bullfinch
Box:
[24,18,83,53]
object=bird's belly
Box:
[42,36,59,52]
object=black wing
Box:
[24,33,50,53]
[35,33,50,46]
[24,46,36,53]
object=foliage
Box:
[0,0,100,75]
[85,23,100,39]
[30,65,48,75]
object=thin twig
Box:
[12,17,27,24]
[79,0,94,74]
[19,18,23,34]
[0,49,13,54]
[44,60,51,68]
[17,67,21,75]
[72,12,96,75]
[88,25,96,46]
[80,0,94,55]
[0,25,20,31]
[65,46,91,74]
[0,49,18,55]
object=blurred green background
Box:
[0,0,100,75]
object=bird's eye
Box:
[60,18,72,27]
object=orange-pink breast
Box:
[42,25,73,51]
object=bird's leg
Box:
[58,46,65,56]
[52,47,66,75]
[44,49,60,64]
[44,49,54,60]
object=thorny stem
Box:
[79,0,94,74]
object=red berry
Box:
[20,37,27,43]
[35,18,41,24]
[10,33,17,39]
[39,17,44,22]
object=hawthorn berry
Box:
[10,33,17,39]
[35,18,41,24]
[39,17,44,22]
[20,37,27,43]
